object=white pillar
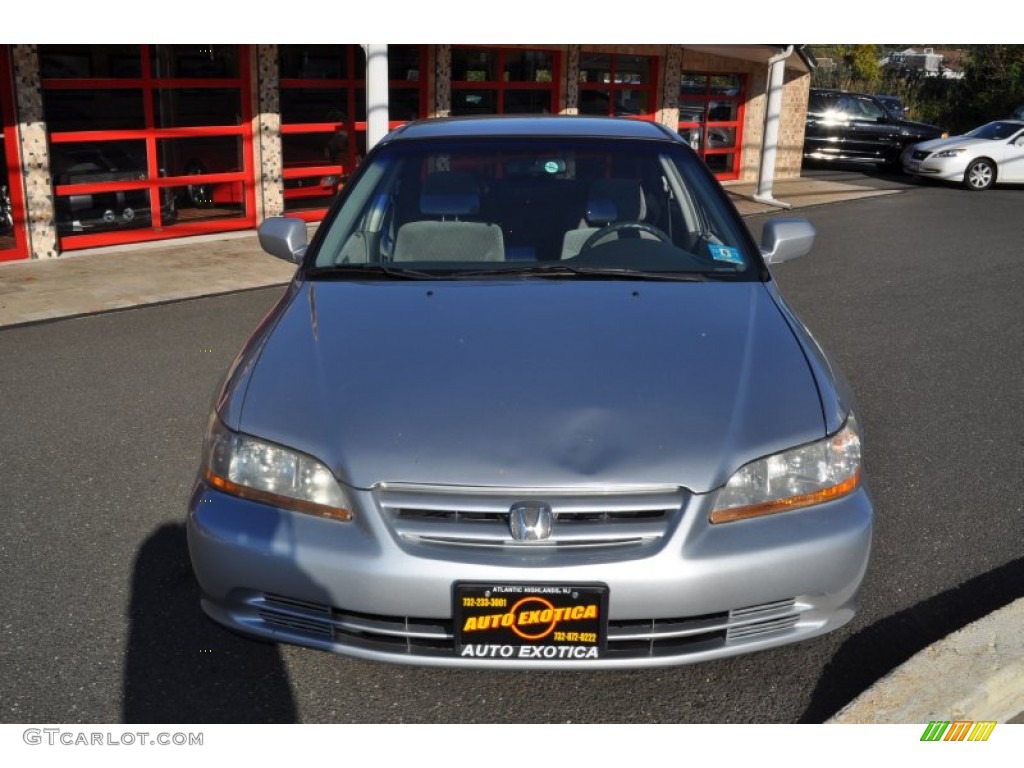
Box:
[754,46,793,208]
[363,44,390,150]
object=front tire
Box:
[964,158,995,191]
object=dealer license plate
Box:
[907,161,920,172]
[454,582,609,661]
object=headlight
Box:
[932,148,965,158]
[710,416,862,524]
[202,414,353,521]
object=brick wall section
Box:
[256,44,284,219]
[11,45,57,259]
[743,68,809,181]
[777,72,810,178]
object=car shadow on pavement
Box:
[122,523,298,723]
[800,556,1024,722]
[800,162,919,187]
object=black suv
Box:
[803,88,945,167]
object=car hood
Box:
[235,279,826,493]
[899,119,945,138]
[912,135,990,153]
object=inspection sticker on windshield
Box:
[454,583,608,660]
[708,244,744,264]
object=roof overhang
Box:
[682,45,814,73]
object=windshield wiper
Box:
[307,263,446,280]
[445,263,710,282]
[308,262,740,282]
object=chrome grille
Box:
[377,484,684,550]
[258,593,453,656]
[251,593,803,661]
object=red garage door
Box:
[1,47,28,261]
[40,44,256,251]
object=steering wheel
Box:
[579,221,672,252]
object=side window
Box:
[853,97,886,122]
[817,95,845,120]
[836,96,862,119]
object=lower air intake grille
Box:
[251,593,804,661]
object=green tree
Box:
[841,45,881,85]
[959,45,1024,126]
[810,45,881,91]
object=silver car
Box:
[902,120,1024,190]
[188,116,873,668]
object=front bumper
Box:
[187,480,873,669]
[902,154,968,181]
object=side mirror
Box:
[761,218,815,265]
[258,217,308,264]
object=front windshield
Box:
[312,136,758,279]
[966,121,1023,141]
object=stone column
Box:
[563,45,580,115]
[434,45,451,118]
[658,45,682,131]
[256,44,283,220]
[11,45,57,259]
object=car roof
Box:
[810,88,876,98]
[381,115,677,144]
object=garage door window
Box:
[578,54,658,120]
[280,44,428,218]
[679,73,746,180]
[450,47,559,117]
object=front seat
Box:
[393,171,505,263]
[560,178,649,259]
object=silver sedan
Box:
[187,116,873,668]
